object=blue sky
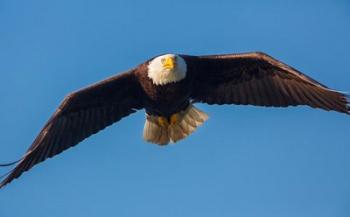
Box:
[1,0,350,216]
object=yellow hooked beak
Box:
[162,56,176,70]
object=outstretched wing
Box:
[0,70,144,188]
[186,52,349,114]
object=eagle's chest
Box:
[140,76,192,116]
[146,80,189,103]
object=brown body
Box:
[135,59,194,117]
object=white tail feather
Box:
[143,115,170,145]
[143,104,208,145]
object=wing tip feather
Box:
[335,90,350,115]
[318,87,350,115]
[0,169,15,189]
[346,94,350,115]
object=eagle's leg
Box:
[170,113,181,125]
[157,116,169,128]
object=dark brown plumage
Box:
[187,52,349,113]
[1,52,348,188]
[135,62,193,117]
[0,70,144,187]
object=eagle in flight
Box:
[1,52,349,188]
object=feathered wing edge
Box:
[187,52,350,115]
[0,70,144,189]
[0,108,139,188]
[307,87,349,114]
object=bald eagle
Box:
[0,52,349,188]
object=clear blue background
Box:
[1,0,349,216]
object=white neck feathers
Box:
[147,54,187,86]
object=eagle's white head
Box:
[147,54,187,86]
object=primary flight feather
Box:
[1,52,349,188]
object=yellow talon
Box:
[170,113,180,125]
[157,116,169,128]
